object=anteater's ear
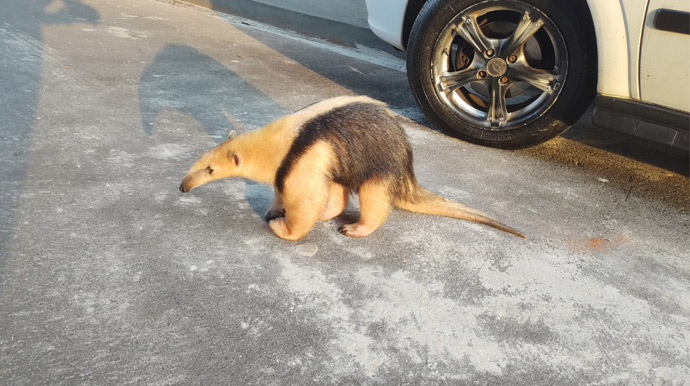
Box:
[228,151,241,167]
[227,129,237,139]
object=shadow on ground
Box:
[0,0,99,277]
[139,43,286,139]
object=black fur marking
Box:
[275,102,417,198]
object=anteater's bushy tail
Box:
[394,186,527,238]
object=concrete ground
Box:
[179,0,402,57]
[1,0,689,385]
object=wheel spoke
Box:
[437,67,480,93]
[500,11,544,57]
[455,14,492,55]
[487,78,508,126]
[508,66,559,93]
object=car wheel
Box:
[407,0,596,149]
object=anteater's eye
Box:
[206,166,214,174]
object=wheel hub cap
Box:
[486,58,508,77]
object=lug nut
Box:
[478,70,487,79]
[486,49,495,57]
[508,55,517,63]
[499,76,509,84]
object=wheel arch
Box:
[402,0,428,50]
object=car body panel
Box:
[640,0,690,112]
[586,0,647,100]
[365,0,408,50]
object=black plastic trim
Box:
[653,9,690,35]
[592,96,689,152]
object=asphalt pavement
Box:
[1,0,690,385]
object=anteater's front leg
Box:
[264,188,285,221]
[268,166,330,241]
[269,141,333,241]
[268,184,328,241]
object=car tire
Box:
[407,0,596,149]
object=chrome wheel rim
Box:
[431,1,568,130]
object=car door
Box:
[639,0,690,112]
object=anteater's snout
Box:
[179,175,194,193]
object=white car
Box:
[366,0,690,151]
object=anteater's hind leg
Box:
[319,181,349,221]
[340,179,391,238]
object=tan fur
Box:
[340,179,392,238]
[395,188,526,238]
[180,95,526,241]
[179,115,293,189]
[319,182,349,222]
[268,141,333,240]
[180,96,381,189]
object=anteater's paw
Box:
[268,218,289,239]
[338,223,374,238]
[269,218,308,241]
[264,209,285,222]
